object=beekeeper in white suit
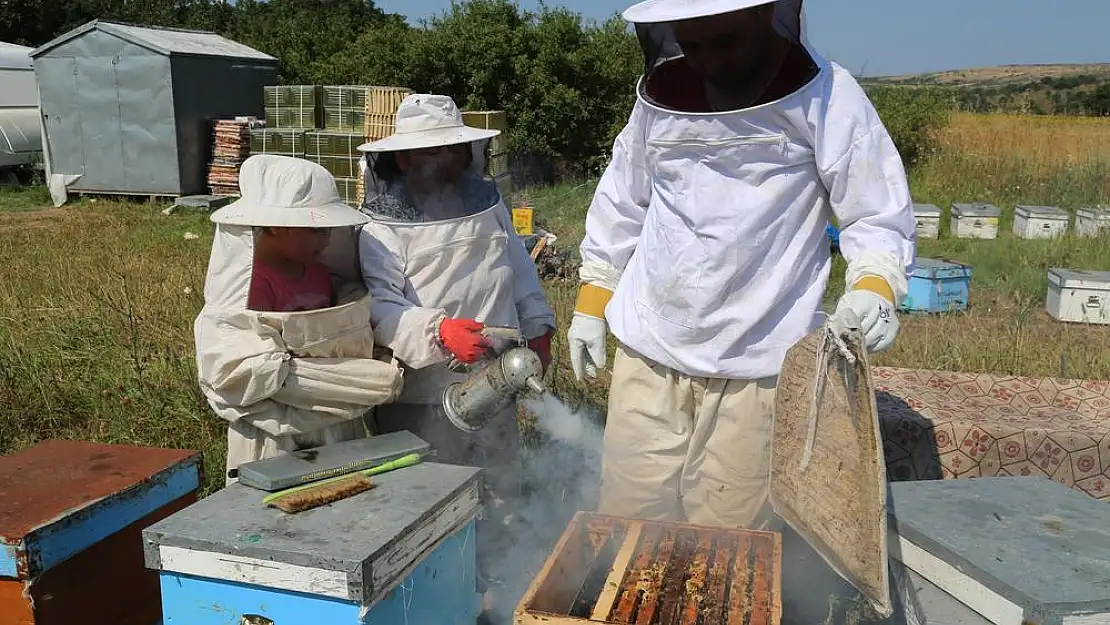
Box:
[356,93,556,621]
[567,0,916,527]
[195,154,405,485]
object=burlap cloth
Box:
[771,325,892,618]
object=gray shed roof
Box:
[0,42,32,71]
[30,20,277,63]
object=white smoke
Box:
[479,392,606,624]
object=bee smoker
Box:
[442,343,547,433]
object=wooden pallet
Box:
[515,512,782,625]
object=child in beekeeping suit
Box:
[355,94,557,623]
[194,154,404,486]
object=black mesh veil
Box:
[633,0,805,76]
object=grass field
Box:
[1,111,1109,623]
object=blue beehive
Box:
[900,258,973,314]
[143,462,482,625]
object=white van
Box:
[0,42,42,170]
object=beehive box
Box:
[249,128,308,156]
[335,176,361,208]
[889,477,1110,625]
[0,440,201,625]
[1076,207,1110,237]
[1046,268,1110,325]
[463,110,509,154]
[308,154,361,179]
[951,202,1001,239]
[364,113,398,141]
[305,131,364,158]
[323,107,366,132]
[912,203,941,239]
[264,85,321,108]
[901,258,973,314]
[144,462,482,625]
[264,105,322,129]
[1013,204,1069,239]
[515,513,781,625]
[365,86,414,115]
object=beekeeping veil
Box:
[194,154,404,478]
[625,0,809,100]
[357,94,502,221]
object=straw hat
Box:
[210,154,369,228]
[357,94,500,153]
[622,0,778,23]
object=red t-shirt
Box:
[247,261,334,312]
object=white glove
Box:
[567,313,607,381]
[831,290,900,353]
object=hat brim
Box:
[210,198,369,228]
[623,0,777,23]
[357,125,500,153]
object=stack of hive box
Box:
[264,85,322,130]
[250,85,316,166]
[207,117,257,197]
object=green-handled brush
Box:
[264,452,424,513]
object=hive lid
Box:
[1015,204,1068,219]
[1048,268,1110,289]
[1077,206,1110,219]
[910,257,973,280]
[142,461,482,606]
[770,326,892,617]
[912,203,941,217]
[0,439,201,579]
[889,476,1110,625]
[952,202,1001,217]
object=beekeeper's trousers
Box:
[598,344,778,529]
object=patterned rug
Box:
[874,367,1110,501]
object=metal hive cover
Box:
[770,325,891,617]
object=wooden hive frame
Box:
[515,512,782,625]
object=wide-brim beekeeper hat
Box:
[210,154,370,228]
[357,93,500,153]
[622,0,781,22]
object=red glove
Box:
[438,318,490,364]
[528,331,553,374]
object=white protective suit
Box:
[574,0,917,526]
[355,93,557,601]
[194,155,405,485]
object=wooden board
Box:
[515,512,781,625]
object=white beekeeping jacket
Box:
[194,222,405,478]
[580,0,916,380]
[357,141,556,404]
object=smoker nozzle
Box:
[526,376,546,395]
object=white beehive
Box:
[950,203,1000,239]
[1046,268,1110,325]
[1013,205,1069,239]
[1075,207,1110,238]
[913,203,941,239]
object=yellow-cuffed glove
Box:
[831,276,899,353]
[566,284,612,381]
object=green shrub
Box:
[866,86,956,167]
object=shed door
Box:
[37,58,85,177]
[74,56,125,191]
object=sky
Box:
[372,0,1109,77]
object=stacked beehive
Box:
[207,118,256,196]
[304,129,364,208]
[264,85,322,130]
